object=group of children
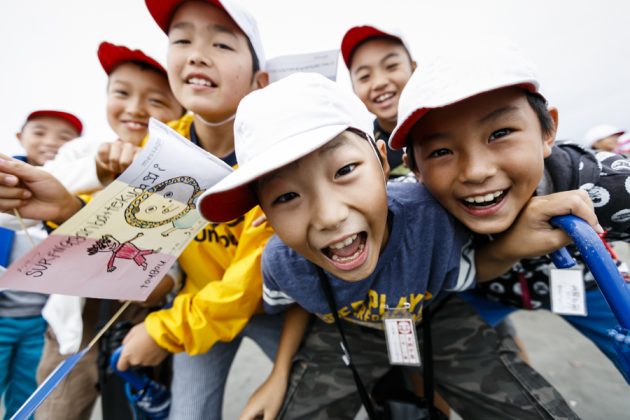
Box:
[1,0,629,419]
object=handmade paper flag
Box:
[0,119,233,301]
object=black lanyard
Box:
[316,267,439,420]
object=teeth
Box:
[329,234,358,250]
[375,93,394,103]
[331,243,365,262]
[188,77,213,87]
[464,190,504,204]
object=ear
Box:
[375,140,390,180]
[542,107,559,158]
[15,132,22,143]
[252,70,269,89]
[410,60,417,72]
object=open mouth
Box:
[374,92,395,104]
[186,76,217,88]
[322,232,368,271]
[461,189,507,208]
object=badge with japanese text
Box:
[383,305,422,366]
[0,118,233,301]
[550,268,588,316]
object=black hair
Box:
[405,88,554,172]
[246,37,260,75]
[348,36,413,69]
[346,127,385,167]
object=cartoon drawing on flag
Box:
[87,232,160,272]
[0,118,233,301]
[124,175,203,237]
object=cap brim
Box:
[389,81,538,150]
[97,42,166,75]
[198,125,348,222]
[27,110,83,135]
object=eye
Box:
[335,163,357,178]
[145,205,157,213]
[272,192,299,205]
[428,148,452,159]
[113,89,128,97]
[386,63,399,71]
[213,42,235,51]
[489,128,513,141]
[357,73,370,82]
[164,191,173,198]
[171,38,190,45]
[149,98,166,107]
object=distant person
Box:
[582,124,625,152]
[0,109,81,420]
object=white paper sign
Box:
[267,49,339,83]
[550,269,587,316]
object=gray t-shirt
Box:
[262,182,475,329]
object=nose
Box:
[311,191,349,232]
[372,70,388,92]
[187,44,211,67]
[124,94,148,117]
[458,148,497,184]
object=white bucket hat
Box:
[389,41,541,150]
[198,72,374,222]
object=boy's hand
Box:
[0,154,81,224]
[116,322,169,371]
[476,190,601,281]
[96,140,142,185]
[239,371,288,420]
[496,190,601,261]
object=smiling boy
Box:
[391,41,630,382]
[113,1,280,418]
[342,25,416,177]
[199,72,589,419]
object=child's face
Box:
[350,39,415,132]
[257,131,389,282]
[410,87,556,235]
[166,1,262,121]
[107,63,183,145]
[592,134,621,152]
[17,117,79,165]
[137,183,195,223]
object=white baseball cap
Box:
[198,72,374,222]
[341,25,411,68]
[583,124,625,148]
[145,0,266,69]
[389,41,541,150]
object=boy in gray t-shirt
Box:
[198,73,598,419]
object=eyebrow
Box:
[479,105,520,125]
[318,136,351,156]
[353,52,402,75]
[170,21,238,41]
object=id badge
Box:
[383,304,421,366]
[550,268,587,316]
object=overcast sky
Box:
[2,0,629,155]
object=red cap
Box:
[341,25,404,68]
[26,110,83,135]
[97,41,166,76]
[146,0,225,33]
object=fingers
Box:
[98,141,141,175]
[540,190,602,233]
[116,348,131,371]
[0,157,38,184]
